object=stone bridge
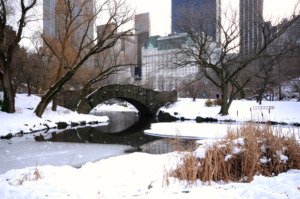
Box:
[77,84,177,116]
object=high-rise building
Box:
[240,0,264,55]
[43,0,94,43]
[135,13,150,35]
[95,23,136,85]
[285,15,300,45]
[171,0,221,42]
[43,0,95,68]
[142,32,220,95]
[43,0,56,38]
[142,33,198,93]
[134,13,150,80]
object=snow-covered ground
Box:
[159,98,300,123]
[144,98,300,139]
[0,153,299,199]
[0,94,109,137]
[0,94,300,198]
[0,94,131,175]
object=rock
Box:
[56,122,68,129]
[157,111,178,122]
[196,116,218,123]
[266,121,278,125]
[293,122,300,127]
[222,119,236,123]
[80,121,86,126]
[125,147,142,153]
[1,133,13,140]
[34,134,45,141]
[71,122,79,127]
[88,121,99,125]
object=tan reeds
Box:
[169,123,300,184]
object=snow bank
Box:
[159,98,300,123]
[0,152,299,199]
[0,94,108,137]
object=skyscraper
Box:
[43,0,95,68]
[171,0,221,42]
[240,0,264,55]
[134,13,150,80]
[43,0,56,38]
[43,0,94,41]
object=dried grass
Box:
[205,99,214,107]
[15,167,42,185]
[168,123,300,184]
[204,99,223,107]
[213,99,223,106]
[169,138,196,152]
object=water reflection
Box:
[35,111,196,155]
[35,112,165,153]
[141,139,174,154]
[93,112,140,133]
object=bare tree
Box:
[178,73,216,100]
[34,0,134,117]
[11,46,29,94]
[142,75,156,90]
[0,0,37,113]
[174,3,299,115]
[246,16,300,103]
[4,42,46,97]
[246,60,277,104]
[22,50,50,96]
[77,35,136,106]
[291,79,300,100]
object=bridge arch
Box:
[77,84,177,116]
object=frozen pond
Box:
[0,112,176,174]
[0,137,131,174]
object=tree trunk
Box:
[80,82,92,102]
[219,83,229,115]
[26,78,32,96]
[219,100,229,116]
[35,87,58,117]
[1,69,15,113]
[240,89,245,99]
[257,89,263,105]
[278,84,282,100]
[35,68,76,117]
[51,97,57,111]
[76,82,92,112]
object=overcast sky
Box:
[20,0,299,49]
[131,0,299,36]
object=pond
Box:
[34,111,182,154]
